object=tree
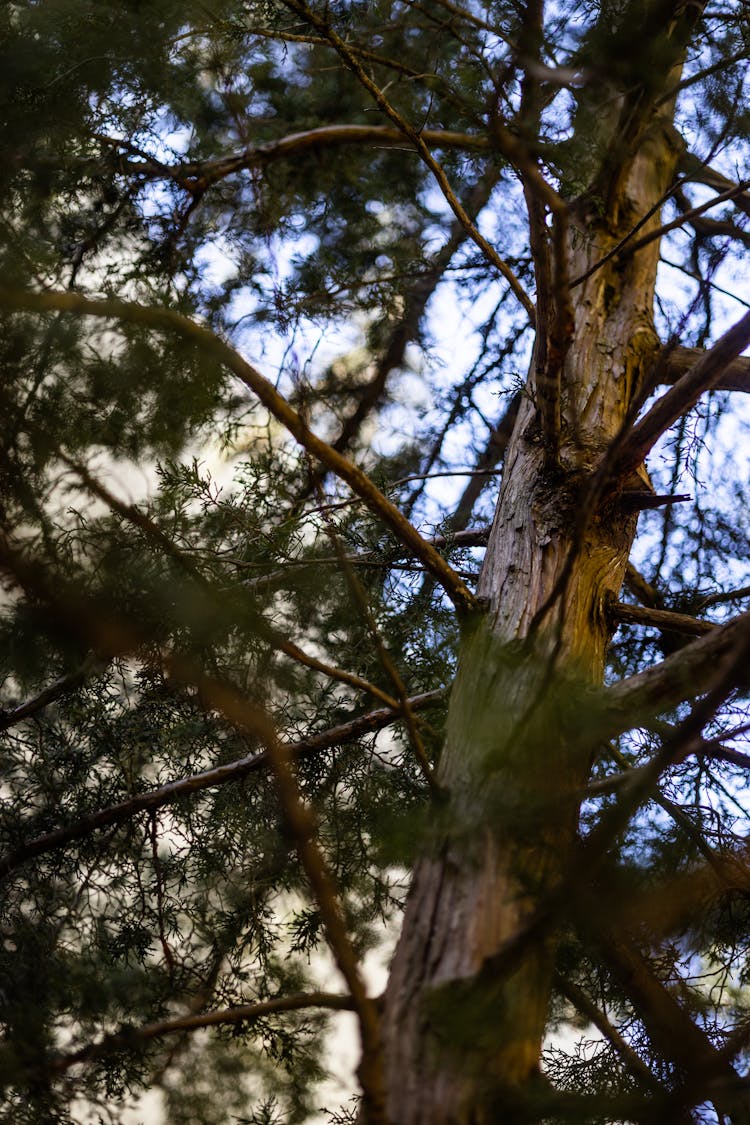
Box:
[1,0,750,1121]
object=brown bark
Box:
[381,96,687,1125]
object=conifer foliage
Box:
[1,1,750,1121]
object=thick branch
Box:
[617,311,750,474]
[0,287,477,614]
[610,601,715,637]
[601,610,750,737]
[661,345,750,393]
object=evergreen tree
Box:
[1,1,750,1121]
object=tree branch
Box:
[330,166,502,457]
[616,311,750,475]
[610,601,715,637]
[100,124,493,191]
[280,0,535,323]
[679,152,750,219]
[595,933,742,1121]
[0,655,103,732]
[553,971,662,1092]
[0,287,477,615]
[660,345,750,393]
[0,690,446,879]
[622,175,750,258]
[45,992,356,1075]
[601,610,750,738]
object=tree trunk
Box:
[381,117,683,1124]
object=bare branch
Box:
[228,691,386,1120]
[624,563,664,609]
[616,311,750,475]
[610,601,715,637]
[680,152,750,219]
[661,345,750,393]
[602,610,750,737]
[451,394,521,530]
[623,175,750,258]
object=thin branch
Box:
[330,166,502,458]
[0,690,447,878]
[656,47,750,108]
[569,167,750,293]
[596,933,741,1119]
[553,972,662,1091]
[490,38,572,467]
[280,0,535,323]
[0,655,103,732]
[46,992,355,1074]
[695,584,750,611]
[0,287,477,615]
[227,689,386,1121]
[623,176,750,258]
[100,124,493,191]
[451,394,522,529]
[63,456,401,710]
[679,152,750,219]
[313,494,440,793]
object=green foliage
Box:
[1,0,750,1122]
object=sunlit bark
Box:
[381,76,689,1125]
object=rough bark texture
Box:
[381,114,684,1125]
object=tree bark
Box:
[381,109,685,1125]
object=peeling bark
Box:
[381,106,687,1125]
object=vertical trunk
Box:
[381,119,683,1124]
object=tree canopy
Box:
[1,1,750,1122]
